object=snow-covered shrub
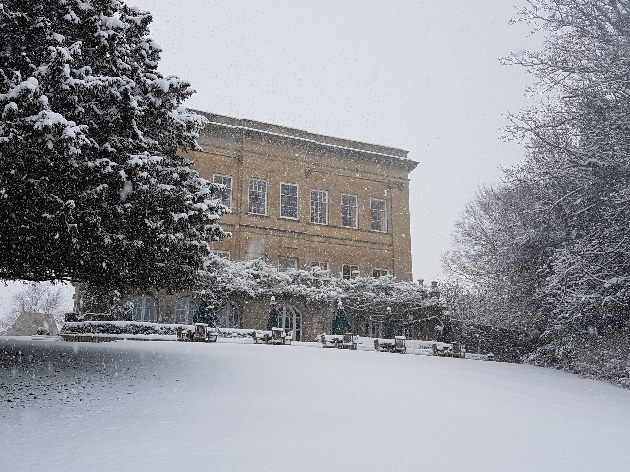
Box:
[196,255,443,316]
[60,321,182,336]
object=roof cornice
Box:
[193,110,419,173]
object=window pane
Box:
[310,261,329,271]
[370,198,387,232]
[310,190,328,224]
[278,257,298,272]
[213,174,232,208]
[175,298,197,324]
[210,250,230,260]
[217,303,240,329]
[342,264,359,280]
[248,178,267,215]
[373,268,388,278]
[131,296,156,323]
[341,194,358,228]
[280,183,298,219]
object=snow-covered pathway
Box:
[1,337,629,471]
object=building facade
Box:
[115,112,419,341]
[192,112,418,280]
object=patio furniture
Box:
[321,334,343,348]
[394,336,406,354]
[252,330,272,344]
[176,326,194,342]
[194,323,208,342]
[341,333,357,350]
[374,339,395,352]
[432,343,464,357]
[271,327,286,345]
[205,327,219,343]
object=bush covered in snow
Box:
[60,321,182,336]
[196,256,443,316]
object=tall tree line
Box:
[444,0,630,366]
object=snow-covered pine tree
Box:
[331,300,351,335]
[0,0,228,292]
[267,297,278,331]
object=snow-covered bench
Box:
[176,324,219,343]
[374,338,395,352]
[252,330,272,344]
[432,342,465,358]
[321,334,343,348]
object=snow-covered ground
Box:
[1,337,630,471]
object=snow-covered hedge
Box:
[60,321,184,336]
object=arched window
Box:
[277,305,301,341]
[216,302,241,329]
[175,298,197,325]
[130,296,157,323]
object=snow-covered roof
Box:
[193,111,418,172]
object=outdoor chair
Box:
[194,323,208,342]
[341,333,357,350]
[394,336,407,354]
[205,327,219,343]
[271,327,286,345]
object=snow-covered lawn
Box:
[1,337,630,471]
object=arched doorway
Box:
[130,295,157,322]
[174,297,197,325]
[277,305,301,341]
[216,302,241,329]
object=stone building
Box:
[121,112,419,341]
[6,312,59,336]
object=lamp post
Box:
[385,306,394,339]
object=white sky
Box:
[1,1,542,317]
